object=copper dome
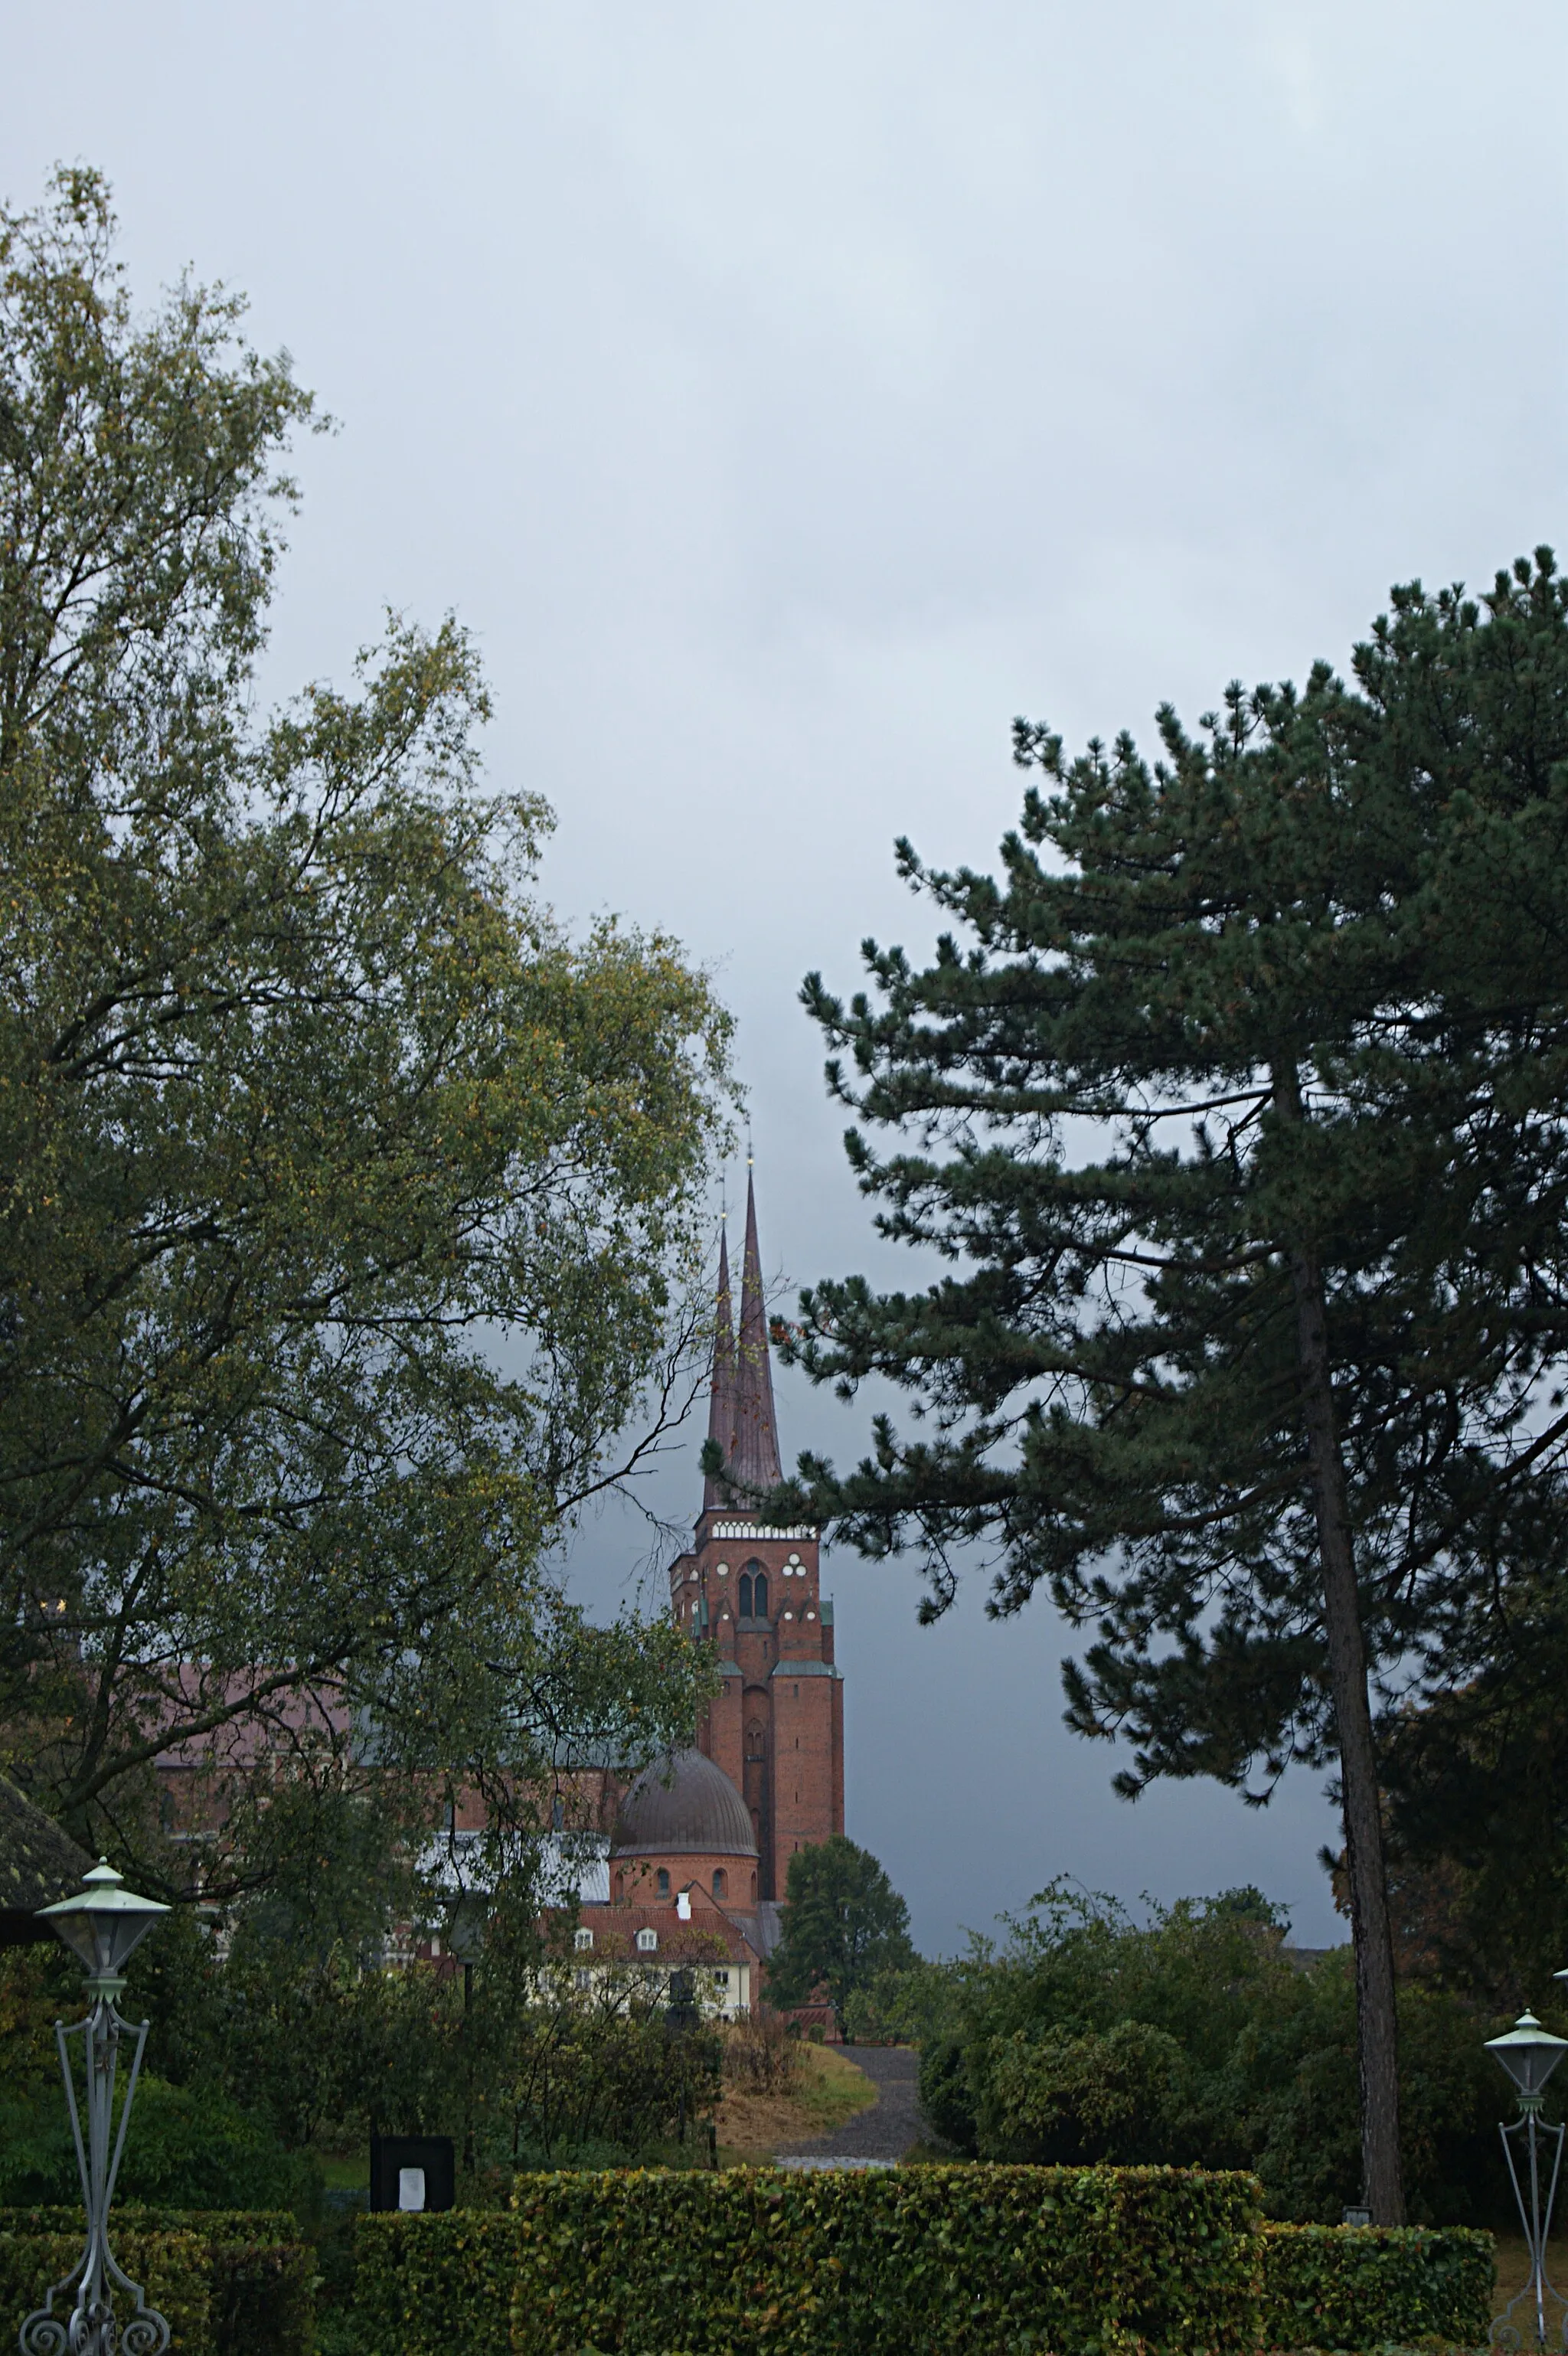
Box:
[612,1747,757,1858]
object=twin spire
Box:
[703,1171,782,1511]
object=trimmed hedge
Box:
[0,2224,210,2354]
[1262,2221,1494,2352]
[357,2211,521,2356]
[357,2164,1263,2356]
[0,2207,313,2356]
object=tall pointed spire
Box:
[731,1168,782,1495]
[702,1224,738,1511]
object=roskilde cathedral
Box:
[596,1177,845,1979]
[668,1173,844,1899]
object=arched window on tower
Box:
[657,1868,670,1897]
[754,1570,769,1619]
[713,1867,727,1900]
[738,1572,753,1619]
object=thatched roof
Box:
[0,1776,93,1947]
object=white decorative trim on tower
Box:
[707,1521,818,1541]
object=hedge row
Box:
[1262,2220,1494,2350]
[356,2171,1498,2356]
[0,2226,210,2354]
[0,2207,312,2356]
[358,2165,1261,2356]
[357,2210,521,2356]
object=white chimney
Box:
[677,1889,692,1921]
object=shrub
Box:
[1261,2221,1494,2351]
[356,2162,1262,2356]
[839,1957,962,2048]
[0,2077,315,2213]
[982,2021,1191,2165]
[917,2034,978,2151]
[904,1884,1511,2220]
[0,2209,312,2356]
[720,2011,800,2095]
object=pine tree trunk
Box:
[1285,1227,1406,2224]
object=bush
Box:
[917,2035,978,2152]
[0,2209,312,2356]
[1261,2221,1494,2351]
[356,2163,1262,2356]
[903,1884,1511,2221]
[840,1958,962,2048]
[0,2077,316,2213]
[720,2012,800,2095]
[982,2021,1191,2165]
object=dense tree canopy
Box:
[854,1884,1508,2227]
[777,550,1568,2217]
[0,168,730,1884]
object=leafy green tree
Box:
[766,1835,916,2015]
[0,168,730,1876]
[777,553,1568,2219]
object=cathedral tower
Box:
[667,1175,844,1901]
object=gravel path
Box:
[776,2044,924,2166]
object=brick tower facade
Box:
[667,1176,844,1903]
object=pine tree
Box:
[778,554,1568,2221]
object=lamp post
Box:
[18,1859,170,2356]
[1485,2009,1568,2351]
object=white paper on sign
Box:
[398,2167,426,2211]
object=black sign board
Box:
[369,2132,456,2214]
[665,1967,700,2034]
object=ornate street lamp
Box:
[18,1859,170,2356]
[1486,2008,1568,2351]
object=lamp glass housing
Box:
[444,1893,488,1966]
[37,1859,169,1984]
[1486,2011,1568,2098]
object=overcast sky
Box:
[7,1,1566,1952]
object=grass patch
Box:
[795,2044,882,2132]
[1490,2234,1566,2338]
[715,2044,878,2159]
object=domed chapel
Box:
[584,1175,846,1989]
